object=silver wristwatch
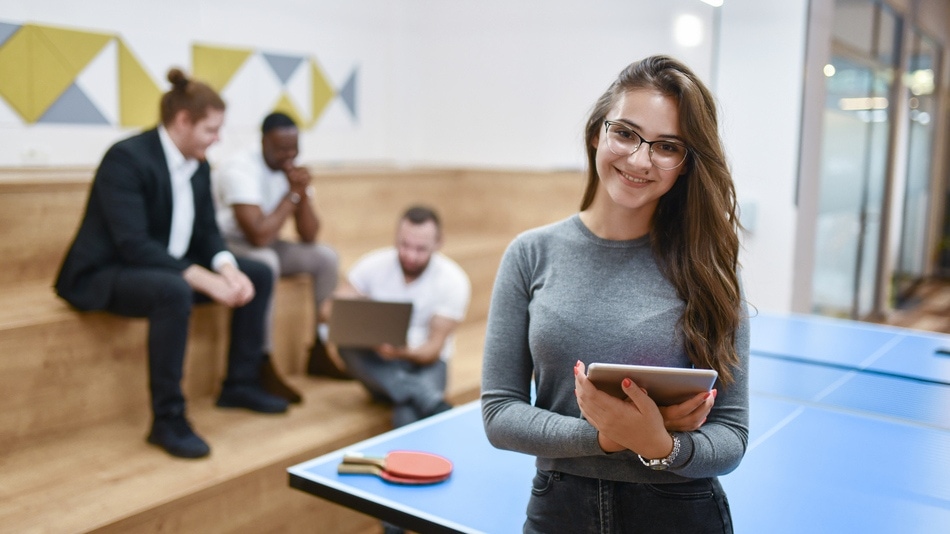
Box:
[638,433,680,471]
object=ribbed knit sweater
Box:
[481,215,749,482]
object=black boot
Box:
[147,413,210,459]
[260,355,302,404]
[216,384,289,413]
[307,337,352,380]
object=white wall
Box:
[0,0,721,168]
[389,0,717,169]
[0,0,810,313]
[716,0,810,314]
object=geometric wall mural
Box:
[0,21,358,129]
[193,43,358,128]
[0,22,160,127]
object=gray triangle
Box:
[339,67,358,120]
[37,83,110,124]
[0,22,20,47]
[262,53,304,85]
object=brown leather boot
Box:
[260,355,302,404]
[307,338,352,380]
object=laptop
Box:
[327,297,413,348]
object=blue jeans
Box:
[524,470,733,534]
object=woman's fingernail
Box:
[622,378,632,388]
[704,391,712,399]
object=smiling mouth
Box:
[617,168,650,184]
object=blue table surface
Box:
[722,397,950,533]
[750,312,950,385]
[290,312,950,533]
[289,401,534,534]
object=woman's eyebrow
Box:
[610,118,685,142]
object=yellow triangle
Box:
[272,93,304,127]
[35,24,112,73]
[0,26,37,121]
[0,25,109,123]
[308,58,335,128]
[118,40,161,128]
[192,44,253,92]
[26,24,112,122]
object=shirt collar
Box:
[158,125,199,182]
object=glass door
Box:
[894,32,941,303]
[811,0,901,318]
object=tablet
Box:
[586,363,718,406]
[327,298,413,348]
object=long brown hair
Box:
[159,68,225,126]
[580,55,742,385]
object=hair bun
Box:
[167,68,190,91]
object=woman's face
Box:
[592,89,685,222]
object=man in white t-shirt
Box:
[334,206,471,428]
[214,113,347,404]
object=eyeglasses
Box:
[603,120,689,171]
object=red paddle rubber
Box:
[342,450,453,479]
[337,463,450,485]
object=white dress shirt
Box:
[158,126,236,271]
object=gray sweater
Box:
[481,215,749,483]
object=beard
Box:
[400,258,430,279]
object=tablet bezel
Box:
[586,363,718,406]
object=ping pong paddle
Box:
[341,450,453,480]
[337,462,450,485]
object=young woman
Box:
[481,55,749,533]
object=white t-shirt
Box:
[213,148,289,240]
[348,247,471,361]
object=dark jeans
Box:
[524,470,733,534]
[105,258,272,418]
[337,347,447,428]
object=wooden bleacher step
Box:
[0,167,584,533]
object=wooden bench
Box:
[0,167,583,532]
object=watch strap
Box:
[638,433,680,471]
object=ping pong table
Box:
[289,311,950,533]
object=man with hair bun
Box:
[214,111,345,396]
[56,68,288,459]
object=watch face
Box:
[640,434,679,470]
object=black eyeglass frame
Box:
[603,120,690,171]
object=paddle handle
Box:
[341,451,386,468]
[337,463,383,475]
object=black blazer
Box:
[55,129,227,311]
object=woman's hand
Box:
[659,389,717,432]
[574,361,674,459]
